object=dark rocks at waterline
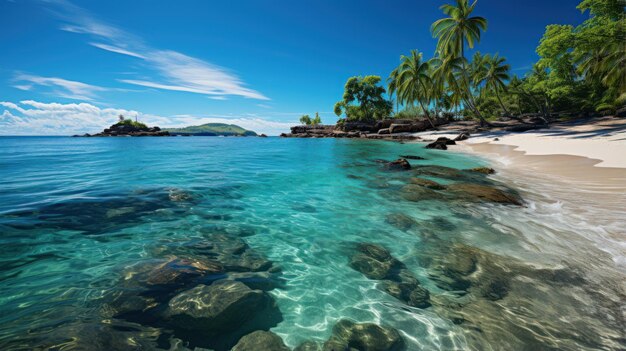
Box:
[454,132,470,141]
[447,183,523,205]
[466,167,496,175]
[425,137,456,150]
[232,331,290,351]
[385,213,418,231]
[81,122,171,137]
[384,158,411,171]
[350,243,431,308]
[323,319,406,351]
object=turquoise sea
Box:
[0,136,623,350]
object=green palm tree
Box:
[387,68,400,115]
[432,0,488,125]
[481,53,512,116]
[431,54,466,117]
[396,50,436,128]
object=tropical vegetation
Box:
[334,0,625,125]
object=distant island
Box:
[75,116,262,137]
[164,123,259,136]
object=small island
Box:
[75,115,170,137]
[164,123,258,136]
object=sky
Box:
[0,0,588,135]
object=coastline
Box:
[413,118,626,270]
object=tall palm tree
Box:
[480,53,512,116]
[395,50,436,128]
[431,0,488,125]
[431,54,466,118]
[387,68,400,115]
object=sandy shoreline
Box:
[415,117,626,268]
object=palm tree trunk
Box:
[495,89,511,116]
[419,101,436,129]
[460,45,487,127]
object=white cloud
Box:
[0,100,294,136]
[50,1,268,100]
[13,73,107,101]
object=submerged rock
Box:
[232,331,290,351]
[447,183,523,205]
[399,155,426,160]
[384,158,411,171]
[413,165,465,179]
[409,177,446,190]
[295,340,322,351]
[349,243,431,308]
[323,319,405,351]
[385,213,418,231]
[165,280,277,332]
[401,184,443,202]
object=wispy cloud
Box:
[0,100,293,135]
[48,0,268,100]
[13,73,107,101]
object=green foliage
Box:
[334,76,392,121]
[115,118,148,129]
[394,105,424,119]
[299,114,312,125]
[392,50,436,127]
[312,112,322,125]
[165,123,257,136]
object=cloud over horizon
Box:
[0,100,293,136]
[50,0,268,101]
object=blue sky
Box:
[0,0,586,135]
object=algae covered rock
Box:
[323,319,405,351]
[232,331,290,351]
[447,183,523,205]
[165,280,276,331]
[408,177,446,190]
[385,213,418,231]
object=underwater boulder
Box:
[385,213,418,231]
[232,331,290,351]
[384,158,411,171]
[323,319,406,351]
[408,177,446,190]
[401,184,443,202]
[164,280,275,332]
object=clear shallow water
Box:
[0,136,624,350]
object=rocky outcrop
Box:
[232,331,290,351]
[323,319,406,351]
[282,118,448,139]
[78,122,170,137]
